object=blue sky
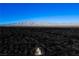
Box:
[0,3,79,24]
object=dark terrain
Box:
[0,26,79,56]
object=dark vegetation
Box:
[0,26,79,56]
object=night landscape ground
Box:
[0,26,79,56]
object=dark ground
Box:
[0,26,79,56]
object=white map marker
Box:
[33,47,44,56]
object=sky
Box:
[0,3,79,25]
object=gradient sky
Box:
[0,3,79,24]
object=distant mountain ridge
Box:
[0,21,79,27]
